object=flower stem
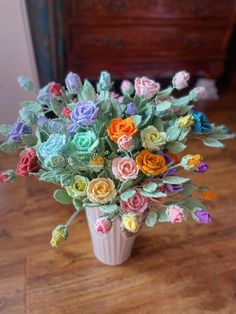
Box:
[65,210,80,227]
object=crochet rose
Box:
[122,214,140,233]
[125,102,138,116]
[66,175,89,199]
[191,110,212,133]
[65,72,82,94]
[181,154,203,171]
[61,106,72,118]
[87,178,116,204]
[95,217,111,234]
[107,117,138,142]
[120,189,148,214]
[194,208,212,224]
[38,134,68,158]
[141,126,167,150]
[9,121,32,142]
[195,162,208,173]
[136,150,167,175]
[172,71,190,90]
[166,205,184,223]
[112,157,139,182]
[70,101,99,129]
[117,135,134,152]
[49,83,62,97]
[177,115,194,129]
[16,148,40,176]
[121,80,134,96]
[135,77,160,99]
[70,130,98,155]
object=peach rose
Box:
[117,134,134,152]
[87,178,116,204]
[135,150,167,175]
[107,117,138,142]
[112,157,139,182]
[135,77,160,99]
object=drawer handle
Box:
[106,0,125,13]
[191,3,209,17]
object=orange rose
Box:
[202,191,217,201]
[107,118,138,142]
[136,150,167,175]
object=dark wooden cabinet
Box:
[63,0,236,80]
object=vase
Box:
[85,207,136,265]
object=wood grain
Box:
[0,90,236,313]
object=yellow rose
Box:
[87,178,117,204]
[89,156,104,172]
[177,115,194,128]
[66,175,89,199]
[141,126,167,150]
[50,225,68,248]
[122,214,140,233]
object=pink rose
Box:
[192,86,206,100]
[135,77,160,99]
[121,80,134,95]
[120,189,149,214]
[117,135,134,152]
[112,157,139,182]
[172,71,190,90]
[61,106,72,118]
[166,205,184,223]
[49,83,62,97]
[95,217,111,234]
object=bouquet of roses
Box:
[0,71,234,247]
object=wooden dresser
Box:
[63,0,236,80]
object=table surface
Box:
[0,91,236,314]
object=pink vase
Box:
[85,207,136,265]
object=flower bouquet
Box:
[0,71,235,265]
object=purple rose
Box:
[125,103,138,116]
[37,115,48,127]
[194,209,212,224]
[9,121,31,142]
[71,101,99,129]
[195,162,208,173]
[65,72,82,94]
[163,168,183,193]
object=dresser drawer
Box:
[68,25,226,63]
[67,0,234,20]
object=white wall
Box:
[0,0,39,124]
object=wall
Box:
[0,0,39,124]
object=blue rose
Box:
[37,82,53,105]
[9,121,32,142]
[69,130,98,155]
[38,134,68,158]
[65,72,82,94]
[125,102,138,116]
[70,101,98,129]
[191,110,212,133]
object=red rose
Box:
[16,148,40,176]
[0,172,8,182]
[61,106,72,118]
[49,83,62,97]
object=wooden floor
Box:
[0,89,236,314]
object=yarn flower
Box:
[95,217,112,234]
[201,191,217,201]
[16,148,40,176]
[194,208,212,224]
[122,214,140,233]
[66,175,89,199]
[166,205,184,223]
[107,117,138,142]
[112,157,139,182]
[191,110,212,133]
[70,101,99,129]
[136,150,167,175]
[117,134,134,152]
[135,77,160,99]
[120,189,149,214]
[9,121,32,142]
[141,126,167,151]
[87,178,117,204]
[50,225,68,247]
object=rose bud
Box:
[121,80,134,96]
[172,71,190,90]
[95,217,112,234]
[49,83,63,97]
[65,72,82,94]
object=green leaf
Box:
[180,183,197,196]
[203,138,224,148]
[178,128,190,141]
[152,117,164,131]
[141,191,167,198]
[208,133,235,140]
[39,171,61,185]
[118,179,134,193]
[120,189,136,202]
[0,124,11,137]
[157,86,173,98]
[111,97,122,118]
[20,134,38,146]
[145,211,158,227]
[155,101,172,112]
[131,115,142,127]
[199,185,209,192]
[158,210,169,222]
[19,101,42,113]
[143,182,158,193]
[122,96,133,105]
[99,204,119,214]
[177,105,193,116]
[73,199,83,211]
[53,189,72,205]
[162,176,189,184]
[0,141,20,153]
[81,80,96,101]
[167,125,181,142]
[182,197,205,211]
[51,98,64,116]
[167,141,186,153]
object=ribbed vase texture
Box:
[85,207,136,265]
